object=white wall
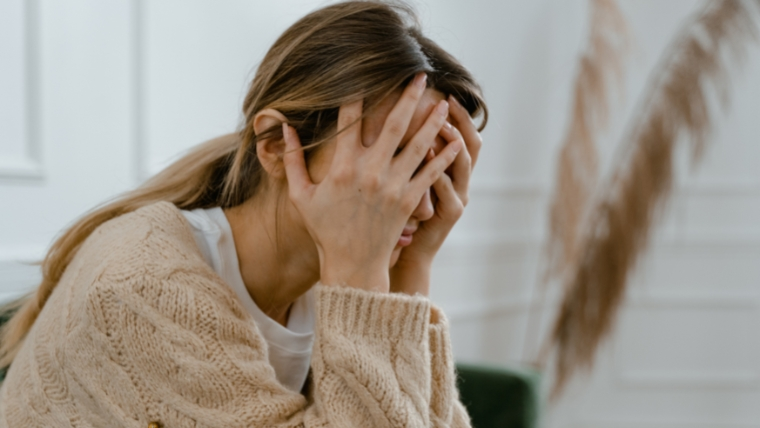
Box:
[1,0,760,426]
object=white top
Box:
[180,207,315,393]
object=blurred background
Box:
[1,0,760,426]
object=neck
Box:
[224,190,319,327]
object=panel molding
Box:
[0,0,43,180]
[0,157,43,178]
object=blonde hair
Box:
[0,0,487,369]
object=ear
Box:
[253,108,289,179]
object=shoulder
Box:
[84,201,199,273]
[77,201,247,321]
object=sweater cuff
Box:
[428,304,458,423]
[314,283,430,344]
[428,305,453,363]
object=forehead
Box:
[362,88,447,148]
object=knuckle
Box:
[332,165,354,184]
[452,203,464,218]
[409,140,428,158]
[426,165,443,183]
[462,145,473,165]
[400,194,418,212]
[472,132,483,147]
[361,173,383,192]
[384,119,406,140]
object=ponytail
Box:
[0,133,245,368]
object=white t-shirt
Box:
[180,207,315,393]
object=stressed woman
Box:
[0,1,487,427]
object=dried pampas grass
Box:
[547,0,760,396]
[545,0,630,283]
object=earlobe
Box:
[253,108,289,179]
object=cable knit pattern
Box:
[0,202,471,428]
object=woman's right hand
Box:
[281,73,463,293]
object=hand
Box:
[282,74,464,293]
[390,95,482,296]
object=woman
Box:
[0,1,487,426]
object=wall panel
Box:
[0,0,42,179]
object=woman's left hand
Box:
[390,96,482,297]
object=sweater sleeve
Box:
[428,305,472,428]
[80,271,441,428]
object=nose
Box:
[411,187,435,222]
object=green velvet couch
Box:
[455,363,540,428]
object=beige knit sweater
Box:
[0,202,471,428]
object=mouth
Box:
[396,225,417,248]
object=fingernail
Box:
[427,148,435,161]
[414,73,428,89]
[436,100,449,116]
[443,121,453,131]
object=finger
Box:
[438,118,464,150]
[282,123,313,196]
[450,147,471,206]
[334,99,364,163]
[448,95,482,168]
[409,137,463,195]
[393,99,449,179]
[439,122,471,200]
[373,73,428,161]
[431,172,464,219]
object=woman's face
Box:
[306,88,448,267]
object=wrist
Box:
[394,250,435,271]
[390,260,432,297]
[320,258,390,293]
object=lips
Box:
[397,226,417,247]
[402,225,417,236]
